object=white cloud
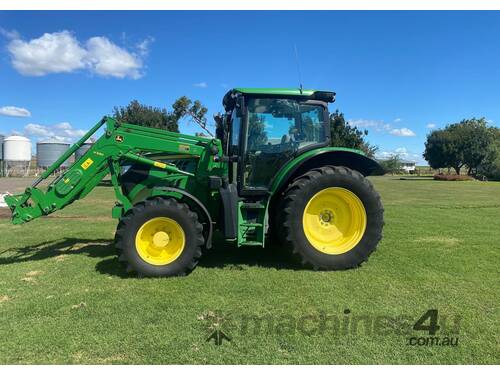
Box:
[6,30,147,79]
[136,36,154,57]
[348,119,392,132]
[394,118,402,123]
[376,147,422,163]
[426,123,436,129]
[24,123,52,138]
[8,31,87,76]
[86,36,142,79]
[349,118,416,137]
[54,122,72,130]
[23,122,86,143]
[0,106,31,117]
[389,127,416,137]
[0,28,21,40]
[193,82,208,88]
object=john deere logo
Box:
[115,135,124,143]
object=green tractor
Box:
[6,88,384,277]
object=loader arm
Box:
[5,117,217,224]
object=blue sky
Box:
[1,11,499,164]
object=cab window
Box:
[243,98,327,189]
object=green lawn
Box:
[0,177,498,364]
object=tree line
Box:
[423,118,500,180]
[112,99,500,180]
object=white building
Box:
[400,160,416,173]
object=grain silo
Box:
[75,140,93,161]
[0,134,4,177]
[3,135,32,176]
[0,134,4,160]
[36,139,70,169]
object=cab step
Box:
[237,201,266,247]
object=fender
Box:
[269,147,383,196]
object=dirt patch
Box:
[415,236,461,247]
[0,209,112,221]
[71,302,87,310]
[0,295,10,303]
[43,216,112,222]
[25,270,43,277]
[55,254,68,262]
[0,177,50,193]
[0,208,12,218]
[21,277,36,283]
[21,270,43,284]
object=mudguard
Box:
[270,147,383,195]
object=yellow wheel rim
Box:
[135,217,185,266]
[302,187,367,255]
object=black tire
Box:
[115,197,204,277]
[281,166,384,270]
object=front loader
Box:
[6,88,384,277]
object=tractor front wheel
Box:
[281,166,384,270]
[115,197,204,277]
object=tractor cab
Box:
[220,88,336,195]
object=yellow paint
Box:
[302,187,367,254]
[135,217,185,265]
[153,161,167,169]
[64,178,70,184]
[81,158,94,170]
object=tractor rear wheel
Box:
[115,197,204,277]
[281,166,384,270]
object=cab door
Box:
[240,97,328,195]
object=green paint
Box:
[269,146,366,194]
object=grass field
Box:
[0,176,498,364]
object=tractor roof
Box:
[223,88,335,111]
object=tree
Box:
[378,155,402,175]
[172,96,213,137]
[423,118,494,175]
[194,132,209,138]
[477,127,500,180]
[247,114,268,150]
[112,97,211,135]
[423,129,463,174]
[329,110,378,158]
[450,118,492,175]
[112,100,180,132]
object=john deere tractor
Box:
[6,88,384,277]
